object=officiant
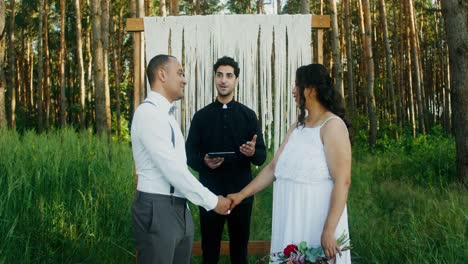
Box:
[186,56,266,264]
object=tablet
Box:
[207,152,236,158]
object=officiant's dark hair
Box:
[147,54,176,85]
[295,64,349,128]
[213,56,240,78]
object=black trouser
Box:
[199,202,253,264]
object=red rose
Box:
[283,244,298,257]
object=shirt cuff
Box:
[202,191,218,211]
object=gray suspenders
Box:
[141,100,175,196]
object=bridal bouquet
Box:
[260,232,351,264]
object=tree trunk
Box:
[196,0,201,15]
[343,0,355,115]
[361,0,377,147]
[8,0,15,128]
[442,0,468,184]
[300,0,309,14]
[75,0,86,130]
[44,0,51,129]
[60,0,67,127]
[36,0,45,132]
[357,0,367,112]
[0,0,5,129]
[329,0,343,98]
[91,0,106,136]
[111,1,123,141]
[379,0,396,126]
[170,0,179,16]
[160,0,167,16]
[408,0,425,134]
[257,0,266,14]
[102,0,111,135]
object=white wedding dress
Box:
[271,116,351,263]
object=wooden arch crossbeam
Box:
[126,15,330,256]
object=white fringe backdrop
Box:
[144,15,312,151]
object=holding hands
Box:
[214,195,232,215]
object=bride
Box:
[228,64,352,263]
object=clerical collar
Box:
[214,99,235,109]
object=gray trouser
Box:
[132,191,194,264]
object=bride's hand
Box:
[321,230,341,260]
[227,192,244,210]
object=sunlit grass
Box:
[0,129,465,263]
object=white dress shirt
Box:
[131,91,218,211]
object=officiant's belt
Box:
[136,191,187,206]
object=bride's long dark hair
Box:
[296,64,349,128]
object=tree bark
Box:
[408,0,425,134]
[8,0,15,128]
[111,1,123,141]
[170,0,179,16]
[257,0,266,14]
[44,0,51,129]
[91,0,106,136]
[442,0,468,184]
[379,0,396,125]
[329,0,343,98]
[60,0,67,126]
[160,0,167,16]
[196,0,200,15]
[361,0,377,147]
[102,0,111,135]
[75,0,86,130]
[0,0,5,129]
[35,0,44,132]
[343,0,355,115]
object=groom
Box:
[130,54,232,264]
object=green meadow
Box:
[0,129,466,263]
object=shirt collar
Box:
[146,91,174,114]
[214,98,235,109]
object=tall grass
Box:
[0,129,465,263]
[0,129,134,263]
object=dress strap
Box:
[319,116,341,128]
[319,115,349,135]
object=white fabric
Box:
[130,91,218,211]
[271,117,351,263]
[143,15,312,149]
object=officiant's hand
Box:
[321,230,341,260]
[204,154,224,169]
[227,192,244,210]
[214,196,232,215]
[240,135,257,157]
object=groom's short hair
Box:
[147,54,176,85]
[213,56,240,78]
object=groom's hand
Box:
[214,196,232,215]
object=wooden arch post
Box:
[126,15,331,256]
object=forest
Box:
[0,0,466,263]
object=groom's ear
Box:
[157,68,167,82]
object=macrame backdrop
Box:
[144,15,312,151]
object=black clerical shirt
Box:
[186,99,267,204]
